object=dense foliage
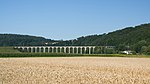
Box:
[0,34,56,46]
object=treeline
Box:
[0,34,56,46]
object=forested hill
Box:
[0,34,56,46]
[1,23,150,47]
[57,23,150,46]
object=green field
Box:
[0,47,21,53]
[0,47,149,58]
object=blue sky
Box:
[0,0,150,40]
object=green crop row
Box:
[0,52,149,58]
[0,53,84,57]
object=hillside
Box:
[0,23,150,54]
[1,23,150,47]
[0,34,56,46]
[57,23,150,46]
[55,23,150,54]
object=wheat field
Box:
[0,57,150,84]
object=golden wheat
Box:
[0,57,150,84]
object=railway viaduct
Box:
[14,46,96,54]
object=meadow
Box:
[0,57,150,84]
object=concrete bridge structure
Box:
[14,46,96,54]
